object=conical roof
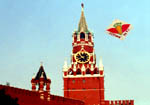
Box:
[35,65,47,80]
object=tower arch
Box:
[76,69,81,75]
[86,68,91,74]
[80,32,85,39]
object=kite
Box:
[106,19,132,40]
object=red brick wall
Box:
[64,77,103,105]
[0,85,84,105]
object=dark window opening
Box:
[80,32,85,39]
[94,69,99,74]
[76,69,81,75]
[86,69,91,74]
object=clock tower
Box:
[63,4,105,105]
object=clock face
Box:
[75,51,90,63]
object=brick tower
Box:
[63,4,105,105]
[31,63,51,101]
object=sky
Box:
[0,0,150,105]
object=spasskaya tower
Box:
[63,4,105,105]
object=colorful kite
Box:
[106,19,132,40]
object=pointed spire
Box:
[73,64,76,71]
[81,64,86,71]
[40,61,43,66]
[34,64,47,80]
[63,59,68,72]
[99,57,104,71]
[78,3,88,32]
[91,64,94,71]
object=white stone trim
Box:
[63,60,68,72]
[73,43,93,47]
[81,65,86,71]
[99,57,104,71]
[91,64,94,71]
[73,64,76,72]
[77,34,80,41]
[72,35,74,42]
[63,74,104,78]
[85,34,88,41]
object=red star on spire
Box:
[81,3,84,8]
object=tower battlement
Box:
[105,100,134,105]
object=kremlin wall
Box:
[0,84,84,105]
[0,4,134,105]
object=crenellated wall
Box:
[0,84,84,105]
[105,100,134,105]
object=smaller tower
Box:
[31,63,51,101]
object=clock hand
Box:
[81,55,84,59]
[79,53,84,59]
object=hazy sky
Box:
[0,0,150,105]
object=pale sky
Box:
[0,0,150,105]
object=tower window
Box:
[86,69,91,74]
[76,69,81,75]
[83,79,86,83]
[80,32,85,39]
[72,80,75,83]
[94,69,99,74]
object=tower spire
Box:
[78,3,88,32]
[40,61,43,66]
[99,57,104,71]
[63,59,68,72]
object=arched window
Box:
[94,69,99,74]
[76,69,81,75]
[80,32,85,39]
[68,69,73,75]
[86,69,91,74]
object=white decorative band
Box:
[63,74,104,78]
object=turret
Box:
[31,63,51,101]
[99,57,104,76]
[63,59,68,76]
